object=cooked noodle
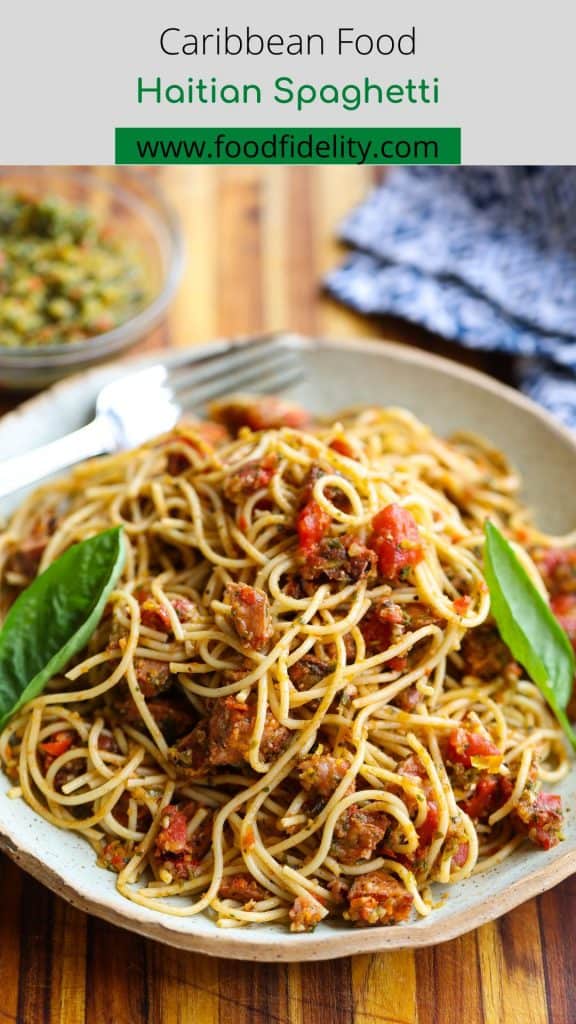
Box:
[0,403,571,931]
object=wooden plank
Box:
[352,951,418,1024]
[145,945,219,1024]
[17,876,55,1024]
[285,962,306,1024]
[261,166,292,333]
[295,958,354,1024]
[47,901,87,1024]
[216,168,264,338]
[537,881,576,1024]
[285,168,320,337]
[165,167,219,347]
[314,166,381,340]
[416,930,484,1024]
[477,901,549,1024]
[0,856,22,1024]
[218,960,293,1024]
[86,918,148,1024]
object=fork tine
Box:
[168,337,293,396]
[174,358,304,414]
[171,347,300,401]
[175,332,283,369]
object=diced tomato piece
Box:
[397,755,427,780]
[361,603,404,647]
[417,799,439,848]
[361,602,405,643]
[299,534,376,584]
[452,842,469,867]
[551,592,576,646]
[453,595,471,615]
[153,801,213,879]
[298,752,352,799]
[97,732,118,753]
[531,793,563,850]
[396,757,439,858]
[39,731,74,759]
[174,423,229,451]
[138,592,196,632]
[369,504,423,580]
[459,775,513,820]
[156,805,189,854]
[223,454,277,502]
[164,423,229,474]
[445,727,501,769]
[297,499,331,554]
[551,593,576,616]
[171,596,196,623]
[395,685,420,710]
[289,894,325,932]
[100,839,134,874]
[460,776,499,819]
[361,603,407,669]
[226,583,273,651]
[300,465,325,507]
[534,547,576,599]
[513,791,563,850]
[193,421,230,447]
[329,438,357,459]
[139,596,172,632]
[209,395,310,433]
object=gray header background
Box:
[0,0,573,163]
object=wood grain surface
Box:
[0,166,573,1024]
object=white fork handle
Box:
[0,415,118,500]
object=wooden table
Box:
[0,167,573,1024]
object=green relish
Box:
[0,190,148,346]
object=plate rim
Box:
[3,330,576,456]
[2,331,576,961]
[1,822,576,961]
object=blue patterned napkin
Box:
[326,167,576,428]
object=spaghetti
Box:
[0,400,572,931]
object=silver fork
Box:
[0,335,304,499]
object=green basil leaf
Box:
[0,526,125,730]
[483,520,576,750]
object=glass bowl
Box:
[0,168,184,391]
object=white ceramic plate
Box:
[1,334,576,961]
